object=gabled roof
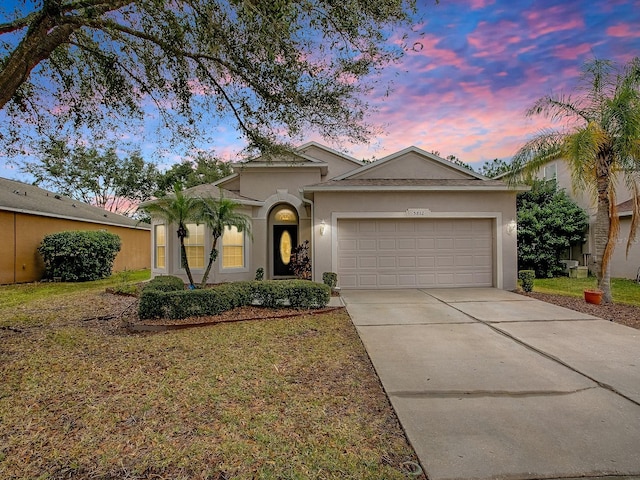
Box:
[296,141,364,167]
[333,146,489,181]
[230,148,329,175]
[0,177,149,229]
[180,183,263,205]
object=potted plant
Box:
[584,288,603,305]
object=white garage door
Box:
[337,218,493,288]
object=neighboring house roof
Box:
[617,199,636,217]
[0,177,149,229]
[303,178,521,192]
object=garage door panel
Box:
[379,222,398,233]
[339,239,357,251]
[398,238,416,249]
[379,274,398,286]
[399,274,417,286]
[378,239,396,250]
[338,256,357,269]
[417,238,435,249]
[337,218,493,289]
[359,256,377,268]
[418,256,435,267]
[379,256,396,268]
[456,255,474,266]
[398,256,416,267]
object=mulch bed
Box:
[127,304,345,332]
[520,291,640,330]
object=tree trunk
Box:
[594,154,613,303]
[200,238,219,288]
[0,14,78,109]
[179,237,196,288]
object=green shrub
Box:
[518,270,535,292]
[38,230,121,282]
[139,280,331,320]
[255,267,264,281]
[322,272,338,289]
[144,275,185,292]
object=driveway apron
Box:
[341,288,640,480]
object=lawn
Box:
[0,276,422,479]
[0,269,151,311]
[533,276,640,307]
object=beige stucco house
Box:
[0,177,150,284]
[531,160,640,280]
[150,142,523,289]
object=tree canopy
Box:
[516,179,589,278]
[24,141,159,217]
[155,153,233,195]
[1,0,419,156]
[508,58,640,303]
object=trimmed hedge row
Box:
[139,278,331,320]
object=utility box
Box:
[560,260,579,275]
[569,266,588,278]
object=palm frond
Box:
[505,130,564,185]
[527,95,590,124]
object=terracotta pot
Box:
[584,289,603,305]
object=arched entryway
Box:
[269,204,299,277]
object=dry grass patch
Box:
[0,290,422,479]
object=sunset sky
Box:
[1,0,640,178]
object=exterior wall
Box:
[151,195,314,284]
[353,152,471,180]
[0,211,150,284]
[297,144,362,179]
[238,169,321,200]
[311,190,519,290]
[151,205,260,284]
[610,217,640,279]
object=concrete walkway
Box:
[341,288,640,480]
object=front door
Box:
[273,225,297,276]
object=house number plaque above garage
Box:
[405,208,431,216]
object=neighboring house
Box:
[0,177,150,284]
[149,142,522,290]
[522,160,639,279]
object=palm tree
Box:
[508,58,640,303]
[197,194,252,288]
[141,184,203,288]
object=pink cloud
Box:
[467,21,523,58]
[523,7,585,39]
[607,23,640,38]
[469,0,496,9]
[411,35,484,75]
[553,43,594,60]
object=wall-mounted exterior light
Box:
[320,220,326,236]
[507,219,517,235]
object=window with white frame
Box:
[222,226,245,269]
[154,224,166,269]
[184,223,205,269]
[544,163,557,180]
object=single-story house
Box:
[530,160,640,279]
[148,142,523,290]
[0,177,151,284]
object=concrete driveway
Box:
[341,288,640,480]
